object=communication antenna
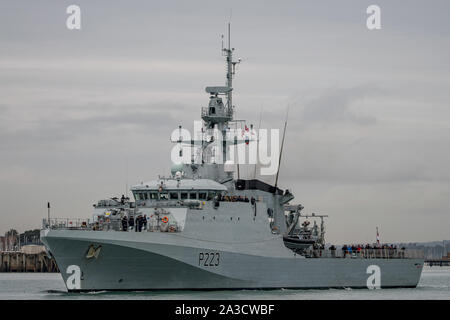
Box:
[274,105,290,189]
[228,8,232,49]
[228,22,231,50]
[253,106,263,179]
[125,157,129,198]
[235,121,240,179]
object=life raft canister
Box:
[162,216,169,223]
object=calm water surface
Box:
[0,266,449,300]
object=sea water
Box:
[0,266,448,300]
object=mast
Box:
[185,23,241,181]
[223,22,234,114]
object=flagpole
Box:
[376,226,380,247]
[47,202,51,228]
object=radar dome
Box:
[171,163,184,175]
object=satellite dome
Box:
[170,163,184,175]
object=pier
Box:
[1,250,59,273]
[425,253,450,267]
[425,260,450,267]
[1,228,59,272]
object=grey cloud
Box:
[0,102,185,150]
[0,105,8,117]
[299,86,379,126]
[235,85,380,130]
[1,0,450,243]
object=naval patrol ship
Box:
[40,26,424,292]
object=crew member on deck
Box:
[128,215,134,231]
[143,215,148,230]
[137,215,143,232]
[121,215,128,231]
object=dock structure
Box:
[425,252,450,267]
[0,250,59,273]
[425,259,450,267]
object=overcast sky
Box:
[0,0,449,244]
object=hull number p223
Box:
[199,252,220,267]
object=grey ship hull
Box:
[41,229,423,292]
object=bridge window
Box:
[189,192,197,199]
[143,193,148,200]
[160,193,169,200]
[207,192,215,201]
[210,107,216,114]
[198,192,207,200]
[150,193,158,200]
[181,192,188,200]
[135,192,145,201]
[169,192,179,200]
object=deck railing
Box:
[41,220,424,260]
[304,248,424,259]
[43,218,90,230]
[42,218,180,233]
